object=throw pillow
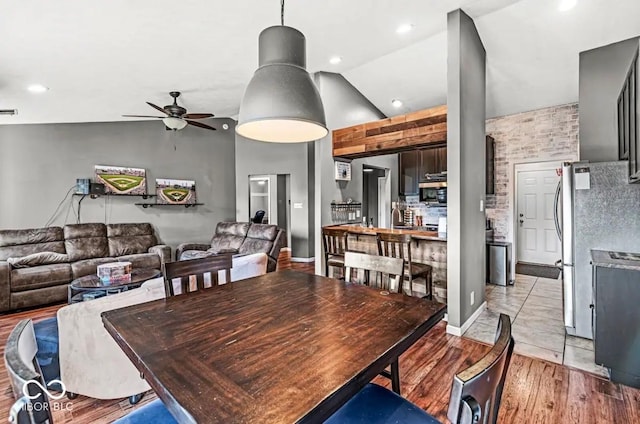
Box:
[7,251,69,268]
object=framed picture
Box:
[94,165,147,195]
[155,178,197,204]
[335,161,351,181]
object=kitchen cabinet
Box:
[617,50,639,182]
[593,264,640,388]
[399,151,420,195]
[420,146,447,180]
[486,136,495,194]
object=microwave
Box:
[419,181,447,203]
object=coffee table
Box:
[68,267,162,303]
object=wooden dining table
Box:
[101,269,446,424]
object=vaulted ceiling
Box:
[0,0,638,125]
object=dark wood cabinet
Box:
[399,151,420,195]
[486,136,495,194]
[419,146,447,180]
[618,50,639,182]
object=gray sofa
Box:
[176,222,286,272]
[0,223,170,312]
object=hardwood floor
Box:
[0,255,637,423]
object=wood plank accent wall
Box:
[333,105,447,159]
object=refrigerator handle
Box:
[553,179,562,241]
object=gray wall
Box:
[0,119,237,251]
[235,136,314,258]
[312,72,398,273]
[579,37,639,162]
[447,9,487,329]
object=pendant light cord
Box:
[281,0,285,25]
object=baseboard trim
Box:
[446,301,487,337]
[291,257,314,263]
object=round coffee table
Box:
[68,267,162,303]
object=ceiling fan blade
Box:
[122,115,164,118]
[146,102,169,115]
[183,113,215,119]
[186,120,217,131]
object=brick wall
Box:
[485,103,580,243]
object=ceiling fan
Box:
[123,91,216,131]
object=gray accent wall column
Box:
[234,136,314,259]
[579,37,640,162]
[447,9,487,331]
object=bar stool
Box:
[322,228,350,277]
[376,232,433,298]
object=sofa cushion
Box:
[64,223,108,262]
[7,251,69,268]
[11,263,72,292]
[210,235,246,253]
[0,227,66,261]
[117,253,161,270]
[71,257,116,279]
[107,223,154,238]
[108,235,156,257]
[247,224,279,241]
[180,250,213,261]
[238,238,274,257]
[215,222,250,238]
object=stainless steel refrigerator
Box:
[556,161,640,339]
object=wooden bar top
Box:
[323,225,447,242]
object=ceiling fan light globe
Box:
[163,117,187,130]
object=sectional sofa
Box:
[0,223,170,312]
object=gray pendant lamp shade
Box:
[236,25,328,143]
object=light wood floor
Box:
[0,256,638,423]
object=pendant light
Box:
[236,0,327,143]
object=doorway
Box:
[362,166,391,228]
[249,174,291,246]
[515,164,561,265]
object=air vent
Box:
[0,109,18,116]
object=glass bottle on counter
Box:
[369,217,374,228]
[362,216,367,227]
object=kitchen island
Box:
[323,225,447,301]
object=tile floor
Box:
[463,274,609,378]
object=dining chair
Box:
[164,254,233,296]
[5,319,177,424]
[343,251,405,395]
[322,227,351,277]
[325,313,515,424]
[377,232,433,298]
[343,251,404,293]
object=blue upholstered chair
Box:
[5,319,177,424]
[326,314,514,424]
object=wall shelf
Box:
[135,203,204,209]
[74,193,157,200]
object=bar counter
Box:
[323,225,447,301]
[322,225,447,242]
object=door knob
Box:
[519,213,524,217]
[519,219,524,225]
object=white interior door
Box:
[517,169,560,265]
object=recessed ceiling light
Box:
[27,84,49,93]
[329,56,342,65]
[396,23,414,34]
[558,0,577,12]
[391,99,403,108]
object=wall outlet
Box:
[470,291,475,306]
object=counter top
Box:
[323,225,447,242]
[591,249,640,271]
